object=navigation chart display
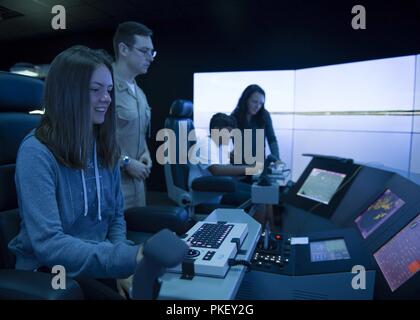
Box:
[310,239,351,262]
[373,214,420,292]
[355,189,405,239]
[297,168,346,205]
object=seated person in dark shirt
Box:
[189,113,273,228]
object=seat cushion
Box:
[126,231,153,246]
[0,164,17,212]
[125,205,189,235]
[0,209,20,269]
[0,113,41,165]
[191,176,237,193]
[0,71,44,112]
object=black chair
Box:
[125,205,190,244]
[164,100,238,217]
[0,71,189,299]
[0,71,84,299]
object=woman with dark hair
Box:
[231,84,280,163]
[8,46,141,299]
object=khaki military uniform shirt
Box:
[113,67,151,209]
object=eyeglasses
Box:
[130,46,157,58]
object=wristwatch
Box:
[122,156,131,168]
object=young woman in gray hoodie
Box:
[9,45,142,298]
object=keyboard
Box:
[187,222,234,249]
[167,221,249,278]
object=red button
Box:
[275,234,281,240]
[408,260,420,274]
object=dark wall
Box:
[1,1,419,191]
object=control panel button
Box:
[186,249,200,259]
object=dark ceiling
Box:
[1,1,419,42]
[0,0,419,70]
[0,0,207,39]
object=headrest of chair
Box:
[169,100,193,118]
[0,72,44,112]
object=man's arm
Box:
[139,144,152,169]
[265,112,280,159]
[124,158,150,180]
[208,164,247,176]
[208,162,264,176]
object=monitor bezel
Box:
[297,168,347,205]
[284,156,361,219]
[309,238,351,263]
[354,188,406,239]
[372,213,420,293]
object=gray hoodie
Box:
[8,132,139,279]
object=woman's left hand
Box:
[116,275,133,299]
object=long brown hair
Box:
[36,45,119,169]
[231,84,267,129]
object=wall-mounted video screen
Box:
[355,189,405,239]
[309,238,351,262]
[373,213,420,292]
[297,168,346,205]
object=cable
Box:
[228,259,252,272]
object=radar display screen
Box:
[373,214,420,292]
[355,189,405,239]
[310,239,351,262]
[297,168,346,205]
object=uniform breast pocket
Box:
[117,106,138,129]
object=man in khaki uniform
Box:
[112,22,156,208]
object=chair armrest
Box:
[125,206,189,235]
[0,269,84,300]
[191,176,236,193]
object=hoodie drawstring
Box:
[81,170,88,217]
[80,142,102,221]
[93,142,102,221]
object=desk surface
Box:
[158,208,261,300]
